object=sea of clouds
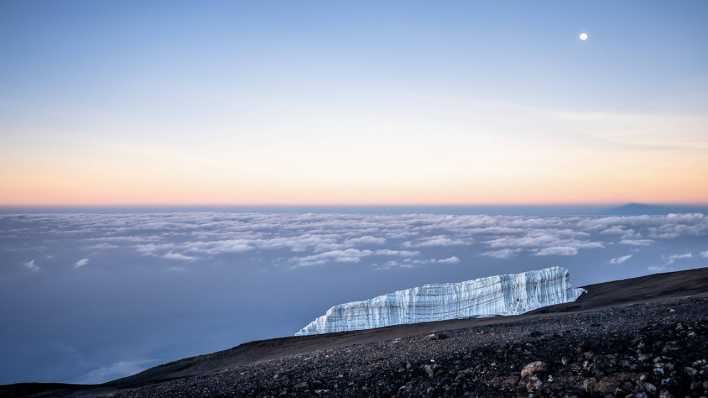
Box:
[1,210,708,384]
[3,211,708,274]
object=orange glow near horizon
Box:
[3,86,708,208]
[2,146,707,207]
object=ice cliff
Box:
[295,266,584,335]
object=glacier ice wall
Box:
[295,266,584,336]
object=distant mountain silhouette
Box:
[608,202,707,215]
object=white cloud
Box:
[376,260,415,270]
[666,213,705,223]
[535,246,578,256]
[74,258,89,268]
[599,226,629,235]
[433,256,461,264]
[403,235,468,248]
[373,249,420,257]
[578,213,708,241]
[85,242,120,250]
[162,252,195,261]
[486,232,603,254]
[182,239,253,255]
[663,252,693,265]
[135,243,175,256]
[11,211,708,273]
[377,256,460,269]
[482,248,522,259]
[291,249,373,267]
[87,236,161,243]
[619,239,654,246]
[700,250,708,258]
[600,226,640,239]
[609,254,633,264]
[346,235,386,246]
[23,259,40,272]
[254,234,344,253]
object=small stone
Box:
[521,361,547,378]
[582,378,597,393]
[526,375,543,393]
[294,382,308,390]
[596,379,617,393]
[643,382,657,394]
[659,390,673,398]
[425,332,448,341]
[423,364,435,378]
[685,366,698,376]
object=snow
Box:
[295,266,585,335]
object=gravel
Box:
[108,295,708,397]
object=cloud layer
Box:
[3,211,708,272]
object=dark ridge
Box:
[0,384,92,398]
[607,202,707,215]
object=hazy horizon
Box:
[2,202,708,210]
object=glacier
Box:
[295,266,585,336]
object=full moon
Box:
[579,32,589,41]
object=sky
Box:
[1,0,708,205]
[2,207,708,384]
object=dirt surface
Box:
[3,267,708,397]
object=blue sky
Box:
[2,1,708,205]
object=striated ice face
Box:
[295,266,585,336]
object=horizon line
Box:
[2,201,708,209]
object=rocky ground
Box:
[112,295,708,397]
